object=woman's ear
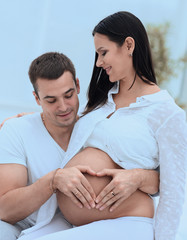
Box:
[124,37,135,56]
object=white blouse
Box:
[62,83,187,240]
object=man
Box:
[0,52,158,240]
[0,52,97,240]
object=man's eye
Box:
[65,94,73,99]
[47,100,56,104]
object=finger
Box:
[98,194,121,211]
[81,175,96,201]
[95,182,114,204]
[0,114,25,129]
[0,120,6,128]
[63,191,83,209]
[17,112,34,117]
[96,190,118,209]
[109,197,126,212]
[72,189,91,209]
[77,184,95,209]
[96,169,115,177]
[77,165,96,176]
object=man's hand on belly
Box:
[53,166,97,209]
[95,169,140,212]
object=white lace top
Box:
[62,83,187,240]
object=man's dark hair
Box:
[28,52,76,97]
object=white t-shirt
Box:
[62,83,187,240]
[0,113,65,235]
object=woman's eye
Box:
[102,51,107,56]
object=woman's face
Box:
[94,33,134,83]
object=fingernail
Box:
[91,202,95,208]
[99,206,104,211]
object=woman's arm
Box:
[154,111,187,240]
[0,112,34,129]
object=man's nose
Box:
[57,99,68,112]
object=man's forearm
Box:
[136,169,159,195]
[0,171,55,224]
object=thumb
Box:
[76,165,96,176]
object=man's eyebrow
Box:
[43,96,55,100]
[43,88,75,99]
[64,88,75,94]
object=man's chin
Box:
[57,118,76,128]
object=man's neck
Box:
[41,114,74,151]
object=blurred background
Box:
[0,0,187,239]
[0,0,187,122]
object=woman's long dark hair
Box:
[83,11,157,115]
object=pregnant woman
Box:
[38,11,187,240]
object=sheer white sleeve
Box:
[154,110,187,240]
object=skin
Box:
[95,34,135,84]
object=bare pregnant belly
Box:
[57,148,154,226]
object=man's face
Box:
[34,71,80,129]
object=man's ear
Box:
[124,36,135,55]
[33,91,41,106]
[76,78,80,94]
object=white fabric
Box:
[0,113,69,237]
[34,216,154,240]
[0,220,23,240]
[61,83,187,240]
[83,104,159,170]
[17,212,72,240]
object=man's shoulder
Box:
[2,112,41,131]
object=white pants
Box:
[0,219,30,240]
[35,216,154,240]
[18,213,72,240]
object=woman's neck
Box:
[113,76,160,109]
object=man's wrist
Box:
[50,168,61,193]
[132,168,144,190]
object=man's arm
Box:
[0,163,55,224]
[95,168,159,211]
[138,168,159,195]
[0,164,97,224]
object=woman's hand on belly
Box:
[95,168,142,212]
[53,165,97,209]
